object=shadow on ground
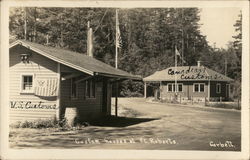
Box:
[89,116,159,127]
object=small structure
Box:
[143,62,233,102]
[9,40,141,123]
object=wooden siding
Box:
[9,46,58,123]
[60,76,105,121]
[161,81,209,99]
[210,81,228,99]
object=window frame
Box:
[85,79,96,99]
[178,83,183,92]
[199,83,205,92]
[167,83,173,92]
[216,83,221,94]
[20,73,34,94]
[167,83,183,92]
[193,83,205,93]
[71,77,78,99]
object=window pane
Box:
[24,76,28,82]
[200,84,205,92]
[168,84,172,92]
[28,76,32,83]
[23,76,33,91]
[194,84,199,92]
[178,84,182,92]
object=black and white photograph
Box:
[0,0,249,160]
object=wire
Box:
[93,9,109,34]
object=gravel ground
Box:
[9,97,241,151]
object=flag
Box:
[116,12,122,48]
[175,46,181,57]
[34,78,58,97]
[175,46,186,64]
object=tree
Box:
[9,7,211,97]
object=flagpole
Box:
[175,46,177,94]
[115,9,118,69]
[115,9,118,117]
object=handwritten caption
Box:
[75,137,177,145]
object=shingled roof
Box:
[143,66,233,82]
[10,40,141,80]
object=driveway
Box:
[9,98,241,151]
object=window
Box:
[86,79,96,98]
[71,78,78,99]
[194,84,199,92]
[216,83,221,93]
[168,84,172,92]
[193,83,205,92]
[167,83,183,92]
[21,75,33,93]
[178,84,183,92]
[200,84,205,92]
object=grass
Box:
[205,102,241,110]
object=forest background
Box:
[9,7,242,99]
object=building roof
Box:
[143,66,234,82]
[10,40,141,80]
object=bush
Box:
[10,117,91,130]
[11,117,66,129]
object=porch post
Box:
[115,82,118,117]
[208,80,210,101]
[160,81,162,99]
[56,63,61,120]
[144,82,147,98]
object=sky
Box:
[199,8,241,49]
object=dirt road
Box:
[9,98,241,151]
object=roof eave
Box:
[10,40,94,76]
[97,72,142,80]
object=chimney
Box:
[197,61,201,67]
[87,21,93,57]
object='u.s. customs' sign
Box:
[10,101,57,109]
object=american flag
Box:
[34,78,58,97]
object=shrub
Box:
[10,117,91,130]
[11,117,65,129]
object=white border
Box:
[1,1,249,160]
